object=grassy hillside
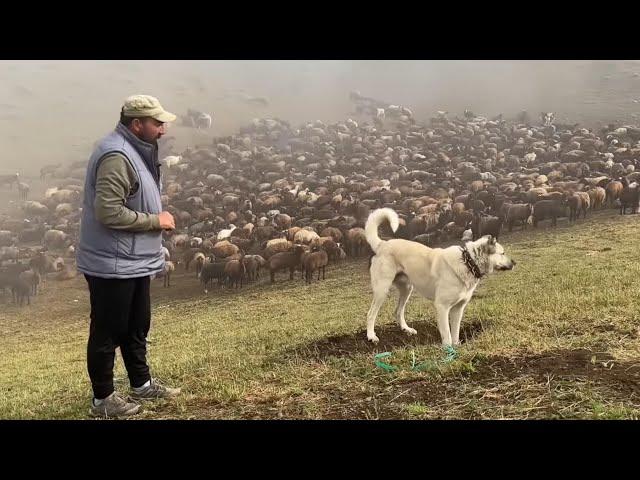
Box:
[1,210,639,419]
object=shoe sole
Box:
[89,404,142,418]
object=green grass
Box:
[2,210,640,419]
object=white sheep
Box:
[162,155,183,169]
[217,225,236,241]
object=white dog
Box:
[364,208,516,346]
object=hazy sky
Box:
[0,60,638,176]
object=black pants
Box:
[85,274,152,399]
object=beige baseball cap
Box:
[121,94,177,123]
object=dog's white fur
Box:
[365,208,515,346]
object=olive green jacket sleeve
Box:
[94,154,161,232]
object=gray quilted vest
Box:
[76,123,164,279]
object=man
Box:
[77,94,181,418]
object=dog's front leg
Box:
[435,303,453,346]
[449,302,468,346]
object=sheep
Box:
[243,254,267,281]
[310,237,341,262]
[224,255,247,289]
[48,189,81,206]
[55,264,77,281]
[620,185,640,215]
[504,203,533,232]
[22,201,49,217]
[217,225,237,241]
[212,240,240,259]
[346,227,369,257]
[11,277,31,306]
[273,213,292,230]
[293,229,319,245]
[1,246,19,263]
[302,247,329,284]
[268,245,306,283]
[18,268,40,296]
[55,203,73,218]
[471,214,503,241]
[0,230,15,247]
[182,248,205,271]
[263,238,293,259]
[43,229,70,250]
[199,259,232,293]
[320,227,343,243]
[588,187,607,210]
[0,173,19,189]
[162,155,183,169]
[193,252,206,277]
[195,112,212,129]
[17,182,29,200]
[157,261,175,287]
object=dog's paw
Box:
[403,327,418,336]
[367,333,380,344]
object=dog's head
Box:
[479,235,516,273]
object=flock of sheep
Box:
[1,97,639,306]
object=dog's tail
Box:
[365,208,399,254]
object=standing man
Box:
[77,95,181,418]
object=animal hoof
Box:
[368,334,380,344]
[403,327,417,336]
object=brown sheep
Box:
[588,187,606,210]
[242,256,259,282]
[269,245,306,283]
[606,180,624,207]
[620,185,640,215]
[320,226,343,244]
[303,247,329,284]
[310,237,341,261]
[273,213,292,230]
[224,255,247,289]
[287,227,302,241]
[346,227,369,257]
[568,192,590,221]
[212,241,240,258]
[263,238,292,257]
[244,255,267,280]
[294,229,320,245]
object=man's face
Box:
[131,117,167,144]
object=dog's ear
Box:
[485,235,496,246]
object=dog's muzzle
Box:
[496,259,516,271]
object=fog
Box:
[1,60,639,176]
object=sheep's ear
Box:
[485,234,496,245]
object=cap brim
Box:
[152,110,177,123]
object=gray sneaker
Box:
[130,378,181,400]
[89,392,141,418]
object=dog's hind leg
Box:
[393,274,416,336]
[366,259,395,343]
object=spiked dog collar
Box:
[460,246,484,279]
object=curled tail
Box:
[365,208,399,254]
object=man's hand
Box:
[158,211,175,230]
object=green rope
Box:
[374,346,459,373]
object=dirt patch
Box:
[279,320,486,362]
